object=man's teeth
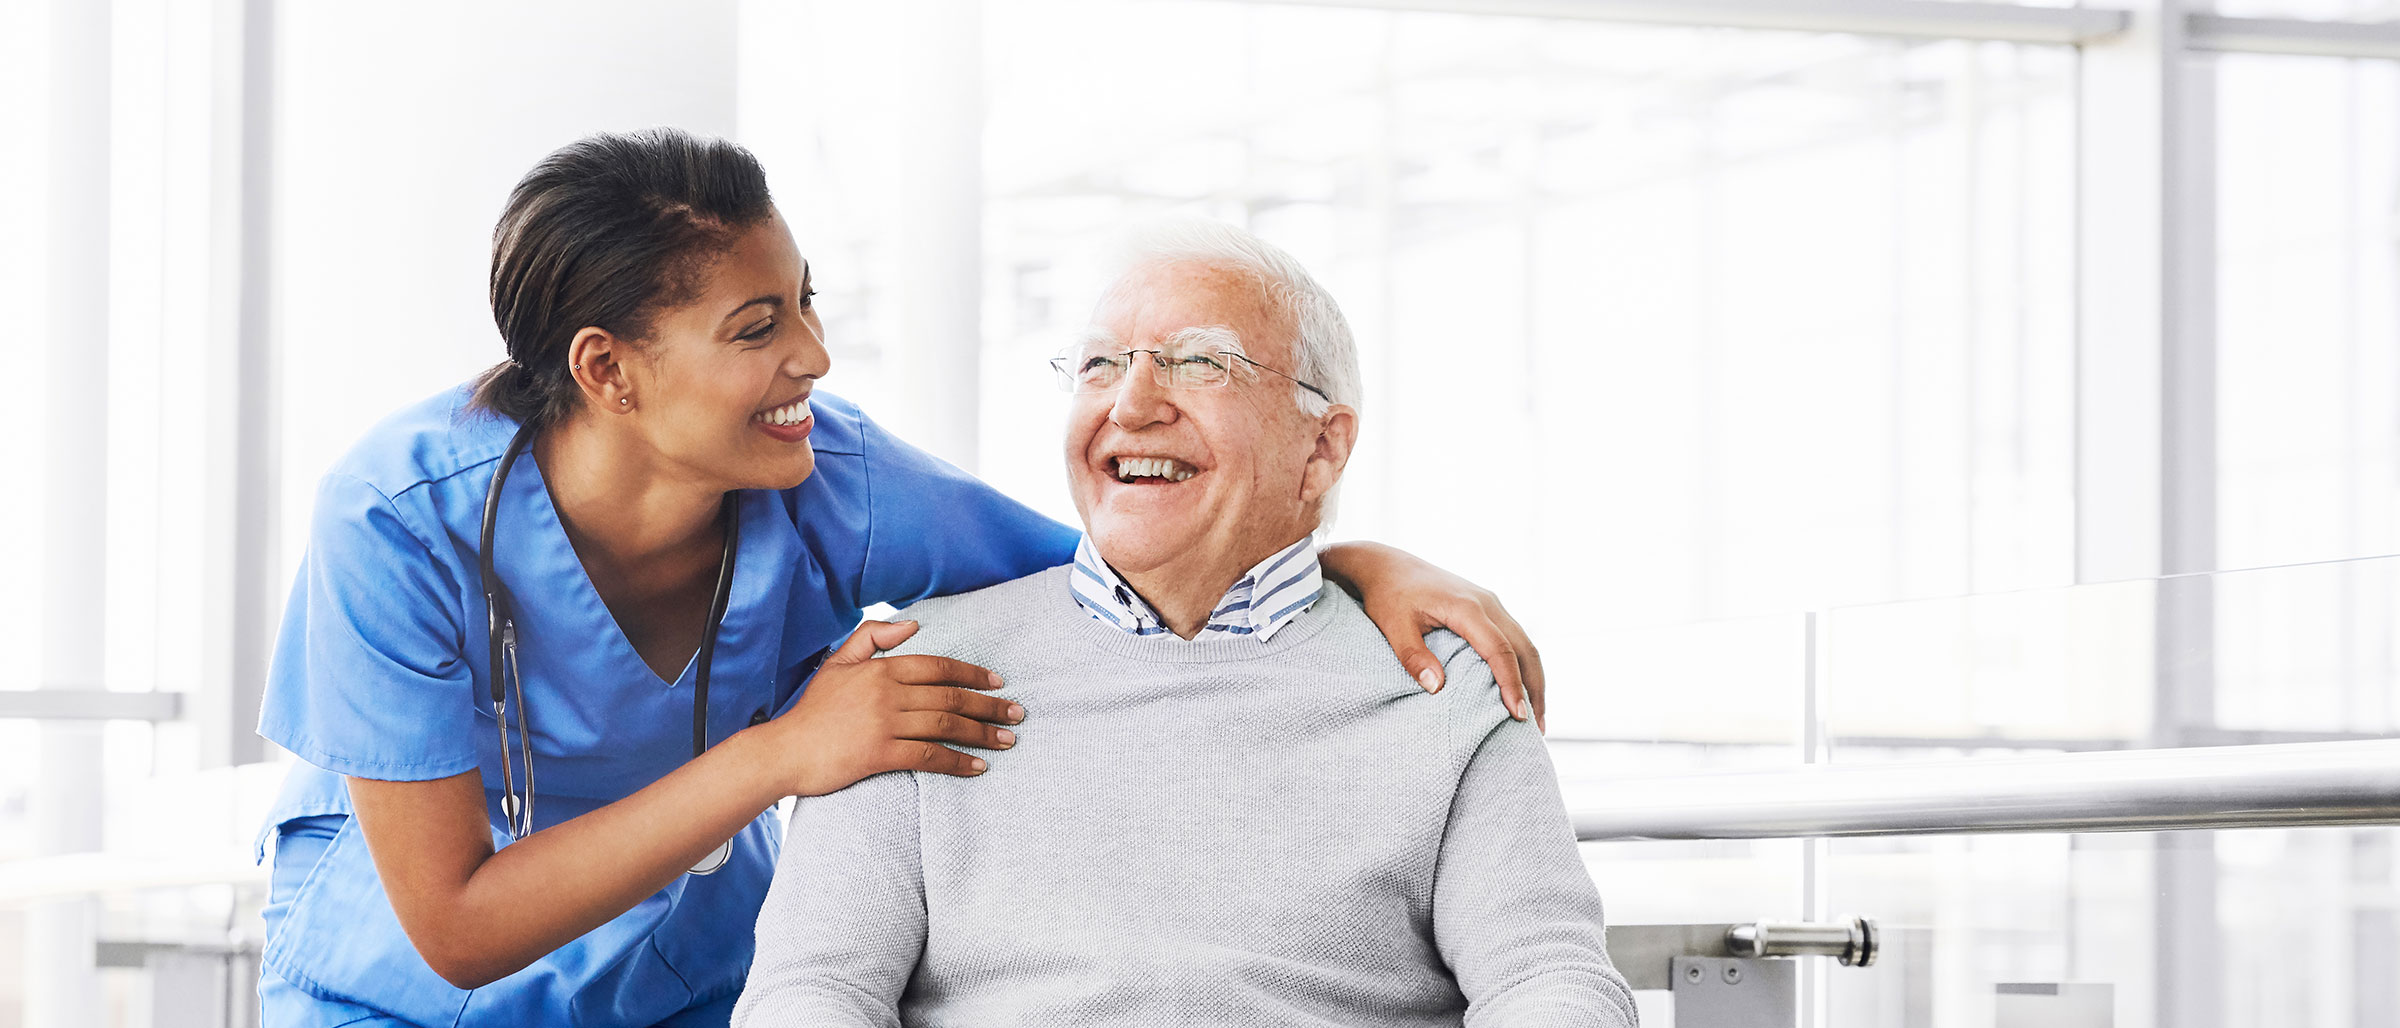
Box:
[1114,456,1195,482]
[754,396,812,426]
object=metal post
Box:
[2077,1,2221,1025]
[29,0,111,1023]
[1801,612,1830,1028]
[194,0,278,770]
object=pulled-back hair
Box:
[473,128,774,429]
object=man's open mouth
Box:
[1112,456,1197,484]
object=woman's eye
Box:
[740,320,776,343]
[798,287,817,310]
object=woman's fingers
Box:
[895,711,1016,751]
[1441,598,1533,726]
[902,686,1024,727]
[886,739,988,778]
[1374,614,1448,694]
[1491,602,1545,733]
[881,653,1005,690]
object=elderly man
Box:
[732,221,1635,1027]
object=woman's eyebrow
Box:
[721,296,782,323]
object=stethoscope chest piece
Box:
[691,840,732,876]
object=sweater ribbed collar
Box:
[1049,564,1349,664]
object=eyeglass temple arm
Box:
[1229,353,1332,402]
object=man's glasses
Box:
[1049,349,1330,402]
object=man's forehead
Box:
[1076,324,1243,353]
[1093,263,1294,358]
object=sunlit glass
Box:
[1048,349,1330,402]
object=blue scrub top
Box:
[253,383,1075,1027]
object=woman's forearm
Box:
[349,725,791,989]
[1315,539,1390,596]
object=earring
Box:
[620,398,630,405]
[572,363,582,371]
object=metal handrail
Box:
[1572,739,2400,841]
[0,690,183,722]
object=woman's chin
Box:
[740,447,816,492]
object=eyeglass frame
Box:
[1048,348,1332,403]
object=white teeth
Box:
[754,396,812,427]
[1114,456,1195,482]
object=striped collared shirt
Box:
[1068,533,1323,642]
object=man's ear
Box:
[1299,404,1359,506]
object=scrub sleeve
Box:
[263,471,479,781]
[857,413,1079,609]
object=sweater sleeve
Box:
[1429,646,1640,1027]
[731,771,928,1028]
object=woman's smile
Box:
[753,393,814,442]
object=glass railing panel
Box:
[1818,832,2156,1028]
[1791,556,2400,1028]
[2210,555,2400,738]
[1820,576,2160,751]
[1814,825,2400,1028]
[1818,554,2400,753]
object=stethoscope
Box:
[480,421,741,875]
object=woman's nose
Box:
[786,316,832,379]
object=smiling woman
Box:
[248,127,1552,1028]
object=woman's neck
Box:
[533,413,724,569]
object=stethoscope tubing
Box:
[479,420,739,875]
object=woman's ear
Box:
[565,328,635,413]
[1300,404,1359,505]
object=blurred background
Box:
[1,0,2395,1025]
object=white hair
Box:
[1098,218,1363,528]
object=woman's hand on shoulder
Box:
[756,620,1024,797]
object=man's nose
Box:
[1109,357,1179,429]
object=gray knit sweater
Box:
[733,565,1637,1027]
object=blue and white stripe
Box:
[1069,533,1323,642]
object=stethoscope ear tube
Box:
[482,424,537,707]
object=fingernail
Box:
[995,728,1016,747]
[970,757,988,772]
[1418,668,1441,693]
[1006,704,1026,722]
[987,671,1005,688]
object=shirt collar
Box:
[1068,533,1322,643]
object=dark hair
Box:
[473,128,774,429]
